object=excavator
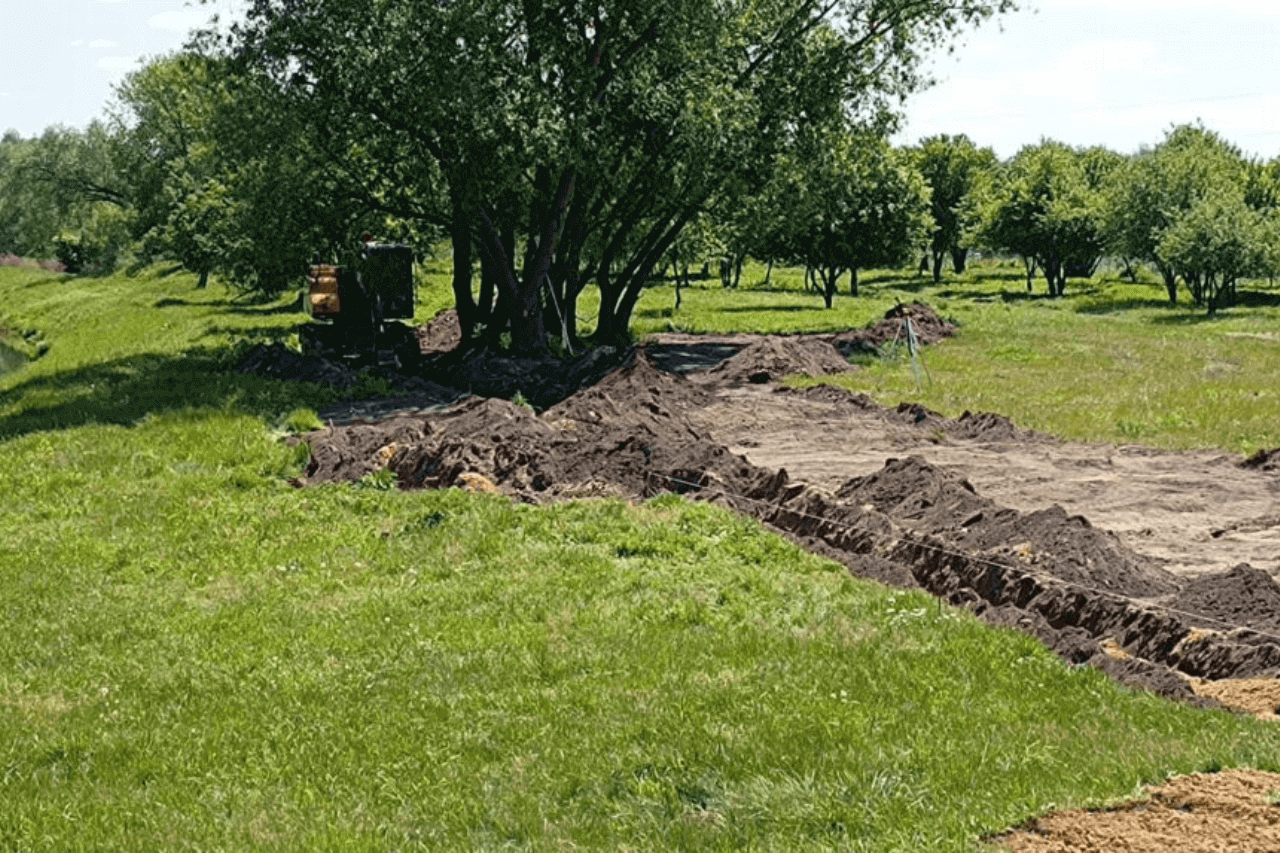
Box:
[300,241,419,367]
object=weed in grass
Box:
[278,406,325,434]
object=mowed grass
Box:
[1,263,1279,850]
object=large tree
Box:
[203,0,1016,353]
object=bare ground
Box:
[242,304,1280,849]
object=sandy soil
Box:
[988,769,1280,852]
[689,382,1280,582]
[240,303,1280,850]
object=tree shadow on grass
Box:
[154,293,304,315]
[0,348,342,441]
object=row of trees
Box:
[981,129,1280,311]
[1,0,1018,354]
[2,0,1277,347]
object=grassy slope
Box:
[1,264,1278,851]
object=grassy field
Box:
[1,262,1279,850]
[619,260,1280,456]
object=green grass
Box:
[625,260,1280,455]
[2,262,1279,850]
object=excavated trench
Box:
[243,304,1280,714]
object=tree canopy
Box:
[910,134,997,282]
[200,0,1016,351]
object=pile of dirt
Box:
[1241,446,1280,472]
[699,335,857,385]
[415,308,463,354]
[990,769,1280,852]
[300,349,793,507]
[1172,564,1280,635]
[833,456,1180,598]
[826,302,957,355]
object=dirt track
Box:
[243,304,1280,850]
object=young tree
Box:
[910,134,998,282]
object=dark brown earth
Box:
[241,302,1280,849]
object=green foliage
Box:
[279,407,325,434]
[909,134,999,281]
[979,140,1109,297]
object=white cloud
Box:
[89,39,119,49]
[97,56,140,73]
[148,9,213,33]
[70,39,85,46]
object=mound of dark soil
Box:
[827,302,956,356]
[949,411,1027,442]
[1171,564,1280,635]
[700,335,856,385]
[780,384,880,410]
[1241,447,1280,472]
[416,308,462,354]
[834,456,1180,598]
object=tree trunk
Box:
[763,259,773,286]
[821,267,839,309]
[449,198,476,347]
[196,269,209,290]
[1157,264,1178,305]
[476,204,544,354]
[950,247,968,275]
[931,249,945,283]
[848,267,859,297]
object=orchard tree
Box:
[980,140,1107,297]
[1157,187,1275,313]
[910,134,997,282]
[1105,124,1250,305]
[778,132,929,307]
[202,0,1017,353]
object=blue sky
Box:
[2,0,1278,161]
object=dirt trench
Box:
[274,303,1280,851]
[288,319,1280,711]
